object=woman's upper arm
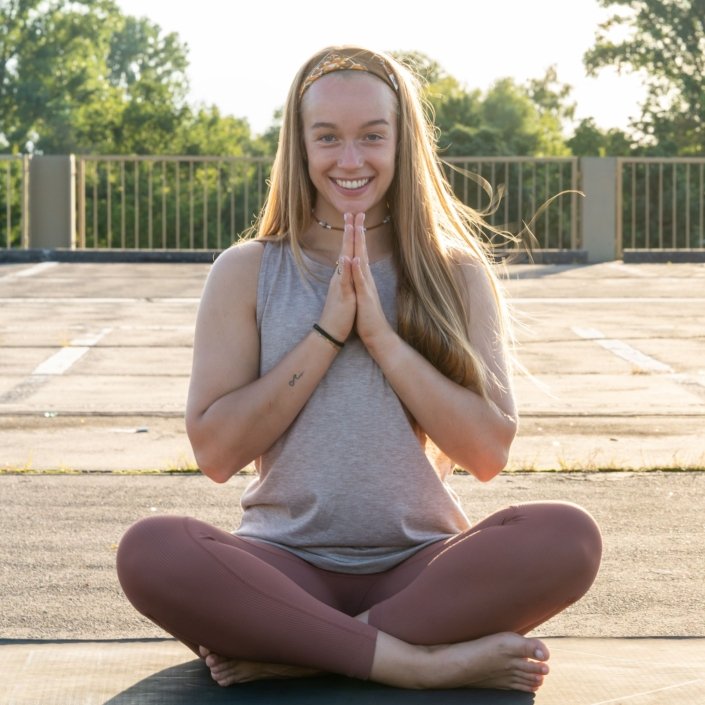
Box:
[186,240,264,424]
[459,257,517,421]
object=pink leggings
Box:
[116,501,601,680]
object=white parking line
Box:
[572,327,673,373]
[0,261,58,280]
[606,262,651,277]
[514,297,705,304]
[0,297,200,304]
[32,328,112,375]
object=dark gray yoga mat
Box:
[103,659,535,704]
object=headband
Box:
[299,49,399,99]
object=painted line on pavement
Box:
[0,261,58,280]
[0,297,200,304]
[605,262,651,277]
[514,297,705,304]
[0,324,193,332]
[572,327,673,373]
[32,328,113,376]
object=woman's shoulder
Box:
[203,239,267,305]
[447,246,499,299]
[213,238,266,272]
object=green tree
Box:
[0,0,223,154]
[174,105,253,156]
[527,66,575,156]
[391,50,445,86]
[584,0,705,155]
[567,117,633,156]
[391,51,571,156]
[105,13,191,153]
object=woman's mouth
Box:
[333,178,371,191]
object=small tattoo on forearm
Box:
[288,372,304,387]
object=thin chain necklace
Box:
[313,212,392,232]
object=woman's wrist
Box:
[312,323,344,352]
[361,325,401,365]
[312,323,345,349]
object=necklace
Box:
[313,212,392,232]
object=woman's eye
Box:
[318,134,337,143]
[365,134,382,141]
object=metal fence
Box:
[74,154,580,251]
[4,154,705,258]
[0,155,30,248]
[76,155,271,250]
[617,157,705,255]
[444,157,580,250]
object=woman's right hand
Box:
[316,212,357,342]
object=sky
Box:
[114,0,645,137]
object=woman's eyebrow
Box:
[309,119,391,130]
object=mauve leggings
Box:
[116,501,602,680]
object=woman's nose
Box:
[337,143,363,168]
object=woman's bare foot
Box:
[370,631,550,692]
[198,646,321,686]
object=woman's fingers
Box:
[318,215,357,342]
[352,212,368,267]
[341,212,354,261]
[331,213,355,280]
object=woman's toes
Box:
[517,658,549,676]
[528,639,550,661]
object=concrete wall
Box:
[580,157,617,263]
[29,155,75,249]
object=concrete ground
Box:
[0,260,703,472]
[1,259,704,703]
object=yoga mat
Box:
[102,659,535,705]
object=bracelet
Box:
[312,323,345,350]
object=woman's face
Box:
[301,72,398,223]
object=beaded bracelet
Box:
[312,323,345,350]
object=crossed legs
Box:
[116,501,602,691]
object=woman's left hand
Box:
[350,212,395,348]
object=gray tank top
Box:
[235,241,471,573]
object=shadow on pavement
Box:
[102,659,535,705]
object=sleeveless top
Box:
[235,241,471,573]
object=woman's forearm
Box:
[187,331,339,482]
[365,330,517,481]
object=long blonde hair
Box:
[251,45,510,399]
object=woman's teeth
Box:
[335,178,370,190]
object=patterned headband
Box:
[299,49,399,99]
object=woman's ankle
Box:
[369,632,432,689]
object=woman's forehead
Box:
[301,72,398,123]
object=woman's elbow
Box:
[199,462,235,484]
[186,416,239,483]
[464,416,517,482]
[472,447,509,482]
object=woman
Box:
[117,46,602,693]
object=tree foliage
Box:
[392,51,573,156]
[584,0,705,154]
[1,2,659,159]
[567,117,633,156]
[0,0,258,155]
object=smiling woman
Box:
[116,45,602,694]
[301,71,397,263]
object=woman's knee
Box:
[116,515,188,604]
[538,502,603,592]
